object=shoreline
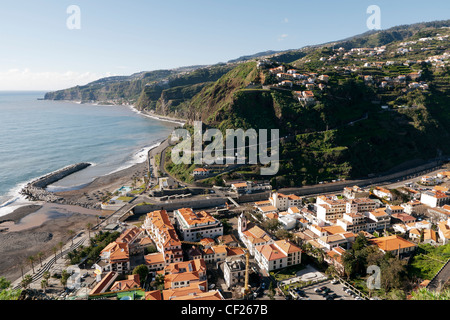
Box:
[0,99,180,282]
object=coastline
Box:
[0,99,181,283]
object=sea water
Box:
[0,91,177,216]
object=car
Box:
[331,279,338,284]
[320,286,327,291]
[314,288,322,293]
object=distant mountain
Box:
[45,19,450,187]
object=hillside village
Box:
[9,23,450,303]
[255,28,450,110]
[20,165,447,301]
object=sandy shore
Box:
[0,161,147,282]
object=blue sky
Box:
[0,0,449,90]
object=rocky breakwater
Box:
[20,163,99,209]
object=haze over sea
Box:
[0,91,177,216]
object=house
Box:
[254,240,302,272]
[89,271,118,295]
[345,198,377,214]
[173,208,223,242]
[269,192,301,210]
[280,80,293,88]
[373,186,393,200]
[316,195,347,222]
[318,75,329,82]
[144,252,166,274]
[409,228,437,245]
[325,247,346,275]
[193,168,210,178]
[402,200,424,215]
[369,235,417,258]
[316,233,355,251]
[386,205,405,215]
[145,290,163,300]
[420,190,450,208]
[337,212,377,233]
[163,259,207,290]
[223,256,247,289]
[217,234,239,247]
[365,208,390,230]
[343,186,370,199]
[438,218,450,244]
[427,205,450,222]
[110,274,140,291]
[100,241,130,274]
[231,182,248,194]
[391,213,416,224]
[238,213,273,256]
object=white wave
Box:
[105,142,162,175]
[127,104,186,126]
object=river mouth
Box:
[0,203,103,233]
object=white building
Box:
[254,240,302,272]
[174,208,223,242]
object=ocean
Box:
[0,91,177,216]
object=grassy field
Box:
[408,243,450,280]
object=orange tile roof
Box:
[257,243,287,261]
[274,240,301,254]
[176,208,218,227]
[144,252,165,265]
[145,290,162,300]
[369,235,417,252]
[111,274,140,291]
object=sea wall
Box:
[131,197,228,217]
[20,163,92,204]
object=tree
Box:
[0,277,11,290]
[21,275,33,289]
[52,246,58,261]
[67,230,75,246]
[132,265,149,287]
[36,252,44,267]
[40,279,48,293]
[58,241,64,258]
[27,256,35,274]
[380,257,407,292]
[42,271,50,283]
[60,270,70,288]
[86,223,93,244]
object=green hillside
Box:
[45,20,450,187]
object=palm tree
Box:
[40,279,48,293]
[36,252,44,267]
[19,263,24,280]
[21,275,33,289]
[43,271,50,282]
[27,256,35,274]
[58,241,64,258]
[67,229,75,246]
[86,223,93,244]
[52,246,58,261]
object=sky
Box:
[0,0,449,90]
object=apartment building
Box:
[365,208,391,230]
[254,240,302,273]
[316,195,347,222]
[269,192,302,211]
[174,208,223,242]
[142,209,183,267]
